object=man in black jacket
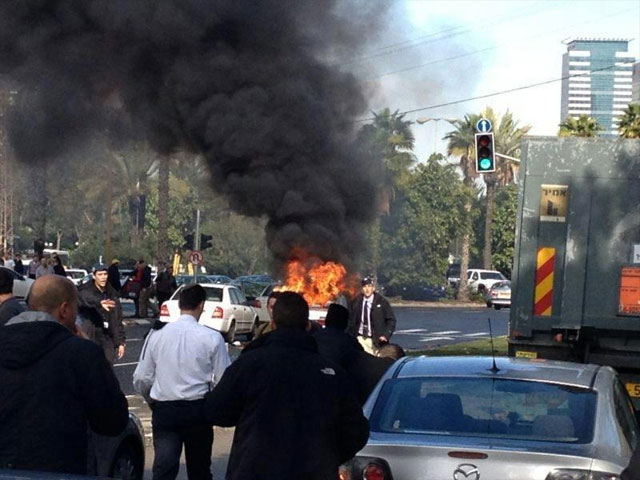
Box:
[0,275,128,474]
[347,276,396,355]
[313,303,363,369]
[78,264,126,364]
[204,291,369,480]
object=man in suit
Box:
[347,276,396,355]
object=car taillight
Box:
[363,463,386,480]
[545,469,619,480]
[160,304,169,317]
[212,307,224,318]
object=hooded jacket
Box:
[0,311,128,474]
[204,328,369,480]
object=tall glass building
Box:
[560,38,635,135]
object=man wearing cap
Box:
[78,264,126,364]
[347,276,396,355]
[0,267,25,327]
[107,258,121,293]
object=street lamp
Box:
[415,117,457,155]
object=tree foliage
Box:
[491,184,518,278]
[618,104,640,139]
[558,115,604,137]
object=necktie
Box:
[362,300,370,337]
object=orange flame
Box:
[275,258,358,306]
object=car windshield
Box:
[369,377,596,444]
[67,271,85,279]
[481,272,504,280]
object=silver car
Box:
[341,356,638,480]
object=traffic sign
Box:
[476,118,492,133]
[189,250,203,264]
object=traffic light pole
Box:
[193,209,201,281]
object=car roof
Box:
[468,269,502,273]
[394,356,601,389]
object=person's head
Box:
[179,284,206,318]
[361,276,375,298]
[0,268,14,296]
[324,303,349,330]
[167,266,173,274]
[28,275,78,331]
[272,291,309,330]
[40,256,48,267]
[111,258,119,266]
[267,291,282,320]
[54,256,62,266]
[138,259,146,268]
[93,264,108,289]
[15,253,21,260]
[377,343,405,361]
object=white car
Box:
[66,268,89,286]
[1,266,34,299]
[159,283,259,343]
[466,268,508,293]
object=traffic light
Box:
[200,234,213,250]
[475,133,495,173]
[182,233,194,250]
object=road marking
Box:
[461,332,489,337]
[420,336,455,342]
[114,361,139,367]
[127,338,142,342]
[428,330,461,335]
[396,328,429,334]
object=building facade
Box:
[560,38,635,135]
[633,61,640,104]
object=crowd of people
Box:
[2,263,640,479]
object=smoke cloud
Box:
[0,0,388,269]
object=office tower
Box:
[560,38,635,135]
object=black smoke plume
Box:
[0,0,387,269]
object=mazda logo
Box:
[453,464,480,480]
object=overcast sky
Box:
[346,0,640,161]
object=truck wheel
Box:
[494,305,502,310]
[486,301,492,308]
[478,284,486,293]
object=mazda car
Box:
[340,356,638,480]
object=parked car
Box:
[1,266,34,300]
[486,280,511,310]
[446,263,461,287]
[94,413,146,480]
[65,268,88,286]
[174,275,212,287]
[206,274,235,284]
[466,268,507,293]
[160,283,259,343]
[341,356,638,480]
[0,413,145,480]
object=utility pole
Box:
[0,84,16,256]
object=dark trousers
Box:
[152,400,213,480]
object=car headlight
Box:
[545,469,619,480]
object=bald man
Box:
[0,275,128,474]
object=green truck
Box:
[508,136,640,407]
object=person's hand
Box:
[100,299,116,311]
[117,344,126,359]
[378,336,388,344]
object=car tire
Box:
[247,318,257,341]
[478,284,486,293]
[224,320,236,344]
[486,301,492,308]
[494,305,502,310]
[109,440,143,480]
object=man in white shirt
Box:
[133,284,230,480]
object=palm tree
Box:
[558,115,603,137]
[369,108,417,214]
[445,113,481,300]
[618,104,640,139]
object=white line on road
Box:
[428,331,461,335]
[114,361,139,367]
[461,332,489,337]
[420,336,455,342]
[395,329,430,334]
